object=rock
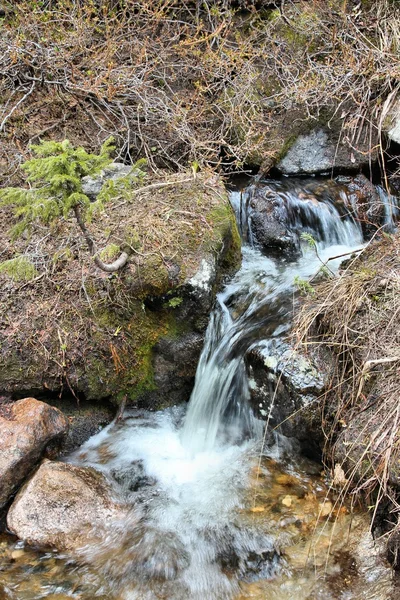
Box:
[386,97,400,145]
[81,162,133,200]
[42,396,115,456]
[246,340,332,457]
[247,185,301,259]
[0,398,69,510]
[277,128,375,175]
[7,460,122,551]
[142,332,205,407]
[338,173,385,235]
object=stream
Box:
[0,177,396,600]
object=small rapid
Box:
[181,178,363,456]
[68,178,365,599]
[3,176,395,600]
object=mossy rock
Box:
[0,171,241,408]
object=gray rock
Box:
[0,398,69,510]
[246,341,332,454]
[7,460,123,551]
[386,97,400,145]
[277,129,374,175]
[82,162,133,199]
[248,186,301,259]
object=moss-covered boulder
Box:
[0,171,241,408]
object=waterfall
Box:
[70,177,369,600]
[181,178,363,455]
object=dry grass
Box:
[293,232,400,560]
[1,0,400,179]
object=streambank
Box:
[293,231,400,569]
[0,170,240,408]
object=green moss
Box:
[206,201,241,273]
[99,243,120,261]
[0,255,38,281]
[165,296,183,308]
[82,301,184,404]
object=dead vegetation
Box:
[1,0,400,180]
[294,232,400,564]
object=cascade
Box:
[70,177,365,599]
[5,177,387,600]
[181,178,363,454]
[72,178,365,600]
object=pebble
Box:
[282,495,296,507]
[319,501,333,517]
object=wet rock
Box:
[81,162,132,200]
[0,398,69,510]
[7,460,123,551]
[143,332,205,407]
[77,517,190,587]
[246,177,367,260]
[277,128,376,175]
[339,173,385,235]
[246,341,332,456]
[47,397,115,455]
[247,186,301,259]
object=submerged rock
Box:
[7,460,123,552]
[248,187,301,259]
[247,178,358,260]
[277,128,376,175]
[0,398,69,510]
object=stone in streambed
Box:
[0,398,69,510]
[7,460,123,552]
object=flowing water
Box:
[0,178,396,600]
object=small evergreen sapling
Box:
[0,139,144,273]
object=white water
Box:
[71,178,365,600]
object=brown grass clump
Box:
[293,233,400,562]
[1,0,400,178]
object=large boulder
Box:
[7,460,123,551]
[0,173,241,409]
[0,398,69,510]
[277,128,376,175]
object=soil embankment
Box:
[294,233,400,567]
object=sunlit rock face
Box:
[7,460,125,552]
[0,398,69,510]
